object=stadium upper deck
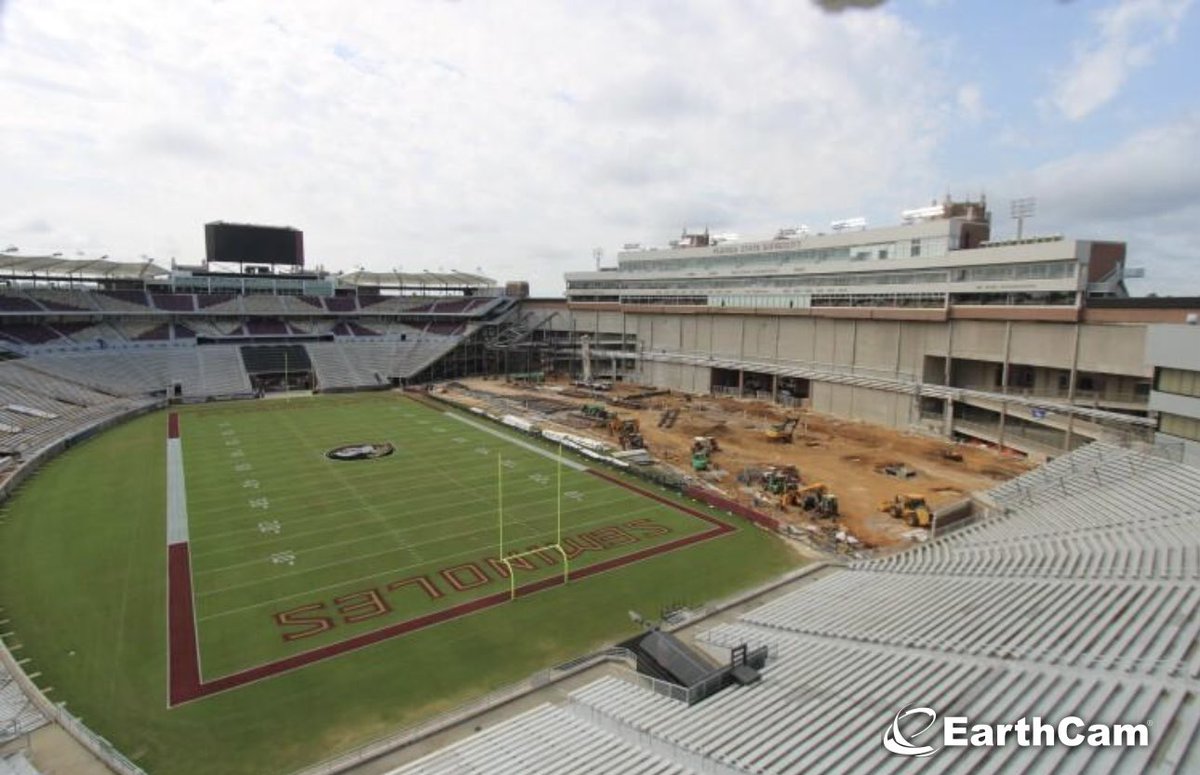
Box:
[565,198,1132,311]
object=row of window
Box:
[618,236,952,273]
[1161,412,1200,442]
[568,261,1076,293]
[1157,367,1200,398]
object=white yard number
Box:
[474,447,490,456]
[270,551,295,565]
[529,473,549,485]
[234,463,252,472]
[258,520,281,534]
[565,491,584,501]
[242,479,260,489]
[249,497,270,510]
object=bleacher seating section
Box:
[1,664,46,744]
[151,293,195,312]
[393,441,1200,775]
[0,752,43,775]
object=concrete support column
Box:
[771,373,779,403]
[1065,323,1082,451]
[999,321,1012,449]
[738,369,745,397]
[943,320,955,438]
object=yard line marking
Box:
[444,412,587,471]
[186,444,581,522]
[196,501,674,621]
[190,485,631,558]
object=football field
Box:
[170,394,730,700]
[0,392,799,775]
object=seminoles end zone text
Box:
[274,517,672,641]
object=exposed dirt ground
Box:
[437,377,1031,549]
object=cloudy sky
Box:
[1,0,1197,295]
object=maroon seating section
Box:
[0,323,65,344]
[245,319,289,336]
[0,295,45,312]
[323,296,358,312]
[197,294,237,309]
[136,323,172,341]
[100,290,149,307]
[152,294,195,312]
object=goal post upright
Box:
[499,444,571,601]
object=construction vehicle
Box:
[782,483,839,518]
[765,417,800,443]
[760,465,801,495]
[609,417,645,450]
[880,494,934,527]
[581,404,609,419]
[690,436,719,471]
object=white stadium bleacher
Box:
[389,441,1200,774]
[1,664,46,744]
[0,752,43,775]
[390,703,697,775]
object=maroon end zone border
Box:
[166,419,736,706]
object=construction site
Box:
[433,375,1032,554]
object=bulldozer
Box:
[880,494,934,528]
[765,417,800,443]
[782,483,839,518]
[609,416,645,450]
[581,404,610,420]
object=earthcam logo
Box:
[882,705,1149,757]
[883,706,940,758]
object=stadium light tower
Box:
[1010,197,1036,240]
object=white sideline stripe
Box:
[167,437,189,544]
[444,412,587,471]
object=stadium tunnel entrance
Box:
[240,344,313,394]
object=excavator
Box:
[880,494,934,527]
[782,483,839,518]
[765,417,800,443]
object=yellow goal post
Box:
[496,448,570,601]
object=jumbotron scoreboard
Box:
[205,222,304,267]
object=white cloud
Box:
[1026,115,1200,220]
[0,0,965,293]
[1004,115,1200,294]
[1051,0,1192,121]
[956,83,984,122]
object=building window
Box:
[1160,412,1200,442]
[1158,367,1200,398]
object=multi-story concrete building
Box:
[1147,323,1200,465]
[540,200,1200,459]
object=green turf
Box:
[0,392,800,775]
